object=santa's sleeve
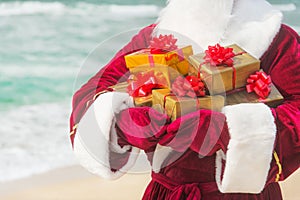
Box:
[214,25,300,193]
[70,24,155,141]
[69,24,156,179]
[265,25,300,183]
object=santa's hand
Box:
[116,107,170,150]
[165,109,229,156]
[166,103,277,194]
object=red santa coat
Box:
[69,2,300,200]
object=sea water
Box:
[0,0,299,182]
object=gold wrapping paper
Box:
[189,44,260,95]
[124,45,193,76]
[128,66,171,88]
[152,89,225,121]
[134,95,152,107]
[109,82,153,107]
[226,83,284,107]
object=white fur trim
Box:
[155,0,282,58]
[73,92,140,180]
[216,103,276,193]
[74,134,140,180]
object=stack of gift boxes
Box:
[111,34,283,121]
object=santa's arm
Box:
[215,25,300,193]
[161,25,300,194]
[70,24,155,144]
[264,25,300,183]
[70,25,158,179]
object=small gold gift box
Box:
[189,44,260,95]
[152,89,224,121]
[128,65,171,89]
[125,46,193,77]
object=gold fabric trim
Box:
[70,124,78,136]
[93,90,107,100]
[273,151,282,182]
[86,90,111,108]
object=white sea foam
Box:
[0,102,77,182]
[273,3,297,11]
[0,1,161,17]
[0,1,66,16]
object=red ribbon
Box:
[148,54,155,67]
[171,76,206,98]
[202,44,245,90]
[204,44,236,67]
[163,93,176,113]
[127,70,168,97]
[149,34,178,54]
[231,66,237,90]
[246,71,272,99]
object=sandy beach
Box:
[0,165,151,200]
[0,165,299,200]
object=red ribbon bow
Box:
[246,71,272,99]
[172,76,206,98]
[127,71,168,97]
[204,44,238,67]
[149,34,178,54]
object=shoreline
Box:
[0,165,299,200]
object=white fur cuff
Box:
[216,103,276,193]
[73,92,140,180]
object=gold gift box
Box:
[109,82,152,107]
[124,46,193,77]
[134,95,152,107]
[226,83,284,108]
[128,66,171,88]
[152,89,224,121]
[189,44,260,95]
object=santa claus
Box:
[69,0,300,199]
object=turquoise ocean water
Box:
[0,0,299,182]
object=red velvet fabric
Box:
[261,24,300,184]
[70,24,300,199]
